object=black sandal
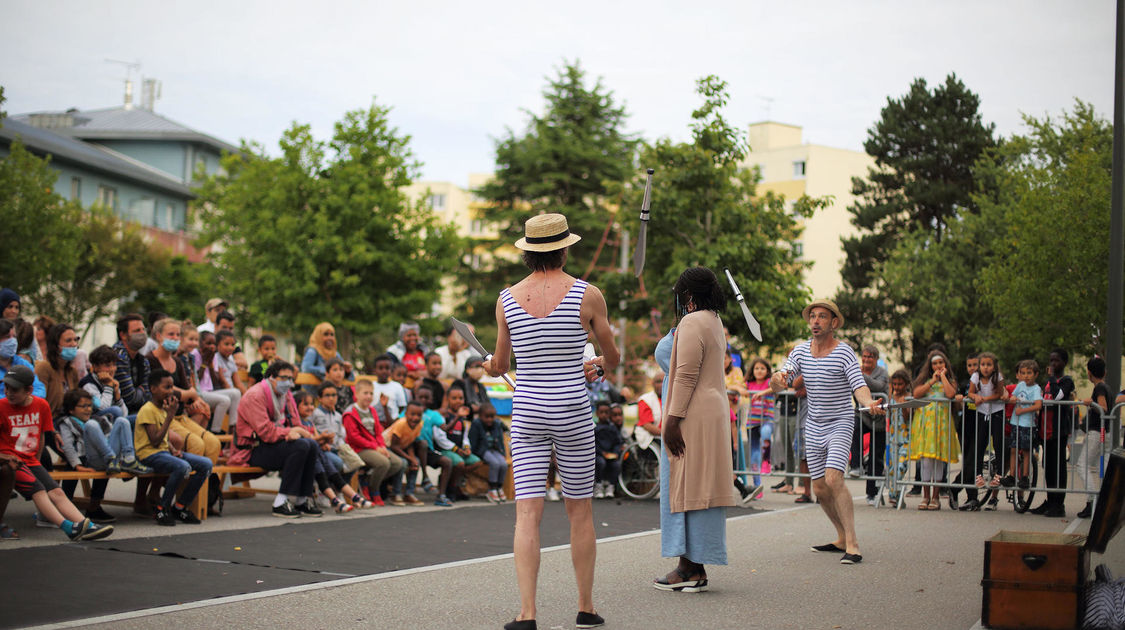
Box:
[653,566,708,592]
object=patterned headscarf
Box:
[308,322,338,361]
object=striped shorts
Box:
[511,411,596,500]
[804,419,854,480]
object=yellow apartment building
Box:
[743,122,875,302]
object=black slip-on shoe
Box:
[503,619,536,630]
[811,543,846,553]
[840,553,863,565]
[576,611,605,628]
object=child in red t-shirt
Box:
[0,365,113,541]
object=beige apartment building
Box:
[743,122,875,301]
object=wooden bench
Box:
[49,469,209,521]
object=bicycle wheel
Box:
[1013,452,1039,513]
[618,442,660,500]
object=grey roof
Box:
[0,117,194,198]
[12,107,239,155]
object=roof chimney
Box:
[124,79,134,110]
[141,78,161,111]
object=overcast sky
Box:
[1,1,1115,187]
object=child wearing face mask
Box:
[0,319,46,399]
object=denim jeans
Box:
[141,451,212,510]
[83,418,136,469]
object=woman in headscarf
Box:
[301,322,353,381]
[653,267,737,593]
[0,288,20,321]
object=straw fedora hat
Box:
[515,213,582,252]
[802,298,844,328]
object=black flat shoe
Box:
[810,543,846,553]
[1028,502,1050,515]
[576,611,605,629]
[840,553,863,565]
[503,619,536,630]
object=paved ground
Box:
[4,476,1122,630]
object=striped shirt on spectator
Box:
[782,340,866,424]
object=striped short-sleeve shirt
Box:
[782,340,866,424]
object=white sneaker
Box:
[865,496,877,507]
[486,489,500,504]
[848,468,863,479]
[546,487,561,502]
[594,484,605,499]
[604,484,615,499]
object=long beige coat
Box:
[663,310,737,513]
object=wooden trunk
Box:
[981,531,1088,630]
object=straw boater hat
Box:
[802,298,844,328]
[515,213,582,252]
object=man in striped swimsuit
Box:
[767,299,882,565]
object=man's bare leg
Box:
[813,477,845,548]
[825,469,859,554]
[513,497,545,622]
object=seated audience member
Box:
[391,364,412,403]
[413,387,456,506]
[57,390,151,523]
[438,385,480,499]
[15,318,37,363]
[418,352,446,411]
[113,313,152,415]
[292,391,367,512]
[460,356,491,416]
[386,322,428,383]
[248,334,277,384]
[81,346,126,422]
[469,402,508,503]
[1,451,18,540]
[198,331,241,433]
[301,322,353,383]
[323,358,355,413]
[634,373,663,445]
[594,402,625,499]
[0,288,20,320]
[0,319,45,399]
[435,324,475,381]
[176,321,201,386]
[342,379,403,506]
[230,360,322,518]
[0,365,113,540]
[135,369,211,526]
[35,316,83,377]
[610,402,629,441]
[140,311,168,356]
[34,323,81,420]
[213,310,248,370]
[310,382,366,477]
[370,354,409,426]
[215,330,247,395]
[147,320,221,464]
[197,298,227,334]
[384,401,429,506]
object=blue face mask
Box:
[0,338,16,360]
[162,339,181,353]
[275,378,294,395]
[60,346,78,362]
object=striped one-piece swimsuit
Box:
[502,279,595,499]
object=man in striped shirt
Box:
[767,299,882,565]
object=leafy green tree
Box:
[24,206,165,335]
[465,61,638,326]
[603,76,826,359]
[972,101,1120,365]
[837,74,996,365]
[194,101,462,359]
[1,88,83,296]
[121,255,214,321]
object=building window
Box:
[70,177,81,201]
[470,219,483,235]
[429,194,446,210]
[96,185,117,210]
[128,197,156,226]
[793,160,806,179]
[792,241,804,258]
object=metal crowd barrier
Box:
[731,390,1123,512]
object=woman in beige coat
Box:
[654,267,737,593]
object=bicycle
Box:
[618,436,661,500]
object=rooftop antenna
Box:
[105,58,141,110]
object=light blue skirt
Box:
[659,446,728,565]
